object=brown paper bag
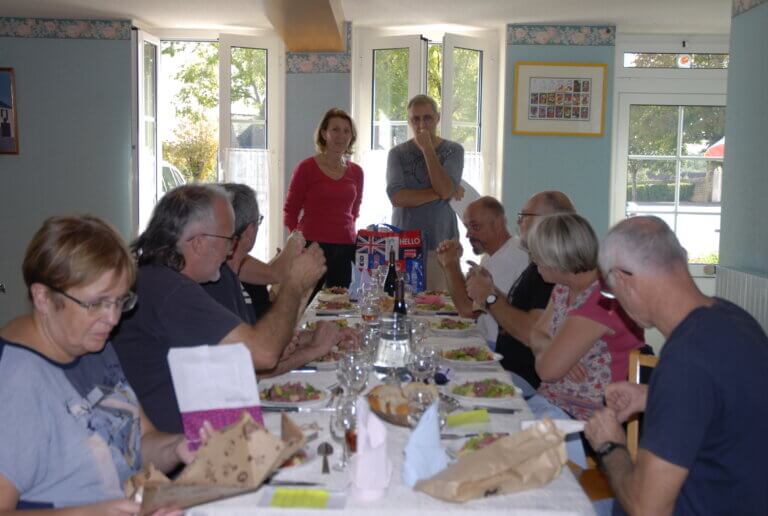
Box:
[415,418,567,503]
[136,412,305,515]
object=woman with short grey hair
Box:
[525,213,645,421]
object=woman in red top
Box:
[525,213,645,421]
[283,108,364,291]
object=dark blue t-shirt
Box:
[641,298,768,515]
[113,264,246,433]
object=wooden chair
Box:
[626,349,659,461]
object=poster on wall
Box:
[0,68,19,154]
[512,62,607,137]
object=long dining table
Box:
[191,302,596,516]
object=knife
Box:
[262,406,336,413]
[440,433,480,440]
[472,406,520,414]
[268,480,324,487]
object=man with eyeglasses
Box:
[113,184,343,434]
[435,196,529,346]
[202,183,276,323]
[465,191,575,389]
[584,216,768,516]
[386,94,465,290]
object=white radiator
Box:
[716,266,768,334]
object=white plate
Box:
[428,317,477,337]
[446,380,522,405]
[316,292,349,303]
[413,303,458,316]
[259,383,329,408]
[440,349,503,366]
[307,358,339,370]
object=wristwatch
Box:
[595,441,627,470]
[485,293,498,308]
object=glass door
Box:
[135,30,161,233]
[219,34,282,261]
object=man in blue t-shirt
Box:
[585,216,768,515]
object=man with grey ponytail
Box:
[113,184,346,434]
[585,216,768,515]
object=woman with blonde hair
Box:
[0,215,189,514]
[283,108,364,292]
[526,213,645,420]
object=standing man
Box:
[466,191,575,389]
[386,94,464,290]
[435,196,528,345]
[585,216,768,515]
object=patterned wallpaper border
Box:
[507,25,615,46]
[733,0,768,16]
[0,17,131,40]
[286,21,351,74]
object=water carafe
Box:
[374,314,411,369]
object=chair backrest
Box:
[627,349,659,461]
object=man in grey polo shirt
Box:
[386,94,464,290]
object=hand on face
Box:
[465,267,494,302]
[413,128,434,153]
[604,381,648,422]
[585,408,626,450]
[435,239,463,267]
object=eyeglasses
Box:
[49,286,138,313]
[189,233,239,249]
[516,212,538,224]
[599,268,634,299]
[256,214,264,227]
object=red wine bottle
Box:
[383,248,397,296]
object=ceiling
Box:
[1,0,732,35]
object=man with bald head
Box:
[584,216,768,515]
[466,191,575,388]
[436,196,528,345]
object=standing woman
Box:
[283,108,364,292]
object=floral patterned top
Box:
[537,280,644,421]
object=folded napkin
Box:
[402,401,450,487]
[350,396,392,501]
[414,294,445,306]
[349,263,371,302]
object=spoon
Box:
[318,442,333,474]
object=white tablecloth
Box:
[190,313,595,515]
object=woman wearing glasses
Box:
[0,216,189,514]
[525,213,645,421]
[283,108,364,294]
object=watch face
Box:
[486,294,497,305]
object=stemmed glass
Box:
[360,290,381,325]
[330,395,357,471]
[408,340,437,384]
[337,351,369,395]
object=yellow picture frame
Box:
[512,61,607,137]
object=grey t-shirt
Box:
[0,340,141,508]
[386,139,464,250]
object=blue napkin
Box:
[402,401,450,487]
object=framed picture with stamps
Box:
[512,62,607,137]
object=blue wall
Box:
[720,2,768,277]
[0,36,132,321]
[284,73,350,179]
[502,42,614,237]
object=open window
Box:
[352,29,499,264]
[133,30,284,261]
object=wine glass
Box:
[406,388,436,427]
[408,342,437,384]
[360,326,379,364]
[411,319,429,346]
[360,291,381,325]
[338,351,369,395]
[330,395,357,471]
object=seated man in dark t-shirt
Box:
[114,185,346,433]
[466,191,574,388]
[585,216,768,515]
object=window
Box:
[134,31,283,260]
[625,104,725,263]
[612,35,728,265]
[354,29,498,267]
